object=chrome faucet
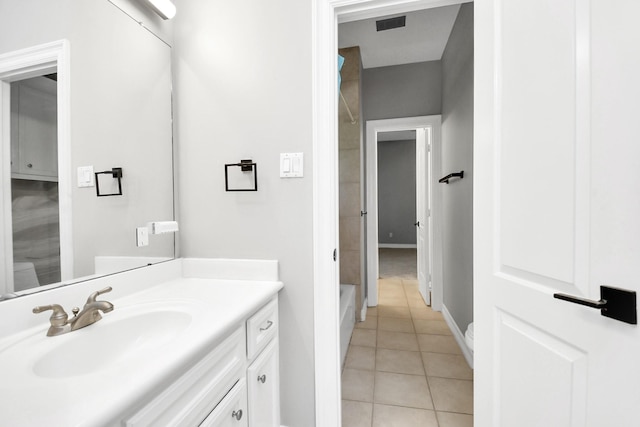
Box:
[33,287,114,336]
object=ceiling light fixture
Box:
[143,0,176,20]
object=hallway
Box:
[341,249,473,427]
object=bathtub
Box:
[340,284,356,367]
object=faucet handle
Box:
[33,304,69,327]
[86,286,113,304]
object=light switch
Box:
[77,166,95,187]
[280,153,303,178]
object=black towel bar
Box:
[439,171,464,184]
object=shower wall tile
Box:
[339,148,361,184]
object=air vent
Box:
[376,16,406,31]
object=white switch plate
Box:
[77,166,95,187]
[280,153,303,178]
[136,227,149,247]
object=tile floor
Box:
[341,251,473,427]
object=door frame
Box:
[312,0,467,425]
[365,116,443,310]
[0,40,72,293]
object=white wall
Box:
[171,0,316,425]
[441,3,474,333]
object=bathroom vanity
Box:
[0,258,283,427]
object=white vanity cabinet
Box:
[246,298,280,427]
[247,338,280,427]
[122,296,280,427]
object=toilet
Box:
[465,322,474,352]
[13,262,39,291]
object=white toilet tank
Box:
[13,262,39,291]
[465,322,474,352]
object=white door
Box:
[416,128,430,305]
[475,0,640,426]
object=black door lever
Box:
[554,285,637,324]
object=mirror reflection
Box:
[0,0,175,298]
[11,75,60,289]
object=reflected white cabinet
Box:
[247,338,280,427]
[10,77,58,181]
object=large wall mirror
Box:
[0,0,175,299]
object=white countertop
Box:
[0,259,282,426]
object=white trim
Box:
[378,243,417,249]
[313,1,460,423]
[441,303,474,369]
[0,40,72,291]
[365,116,442,310]
[312,0,341,425]
[360,296,368,321]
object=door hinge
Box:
[333,248,337,262]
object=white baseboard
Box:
[441,304,474,369]
[360,297,368,321]
[378,243,417,249]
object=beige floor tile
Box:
[413,319,453,335]
[378,317,415,333]
[342,368,375,402]
[417,334,463,354]
[376,348,424,375]
[355,315,378,330]
[378,295,408,307]
[367,307,378,317]
[342,400,373,427]
[379,286,406,299]
[350,329,377,347]
[377,305,411,319]
[372,404,438,427]
[378,277,403,287]
[374,371,433,409]
[422,352,473,380]
[408,297,428,308]
[410,306,445,320]
[377,330,419,351]
[428,377,474,414]
[437,411,474,427]
[345,345,376,371]
[402,278,419,287]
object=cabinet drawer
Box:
[199,378,247,427]
[124,326,245,427]
[246,298,278,360]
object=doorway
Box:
[312,0,470,425]
[0,40,72,295]
[365,116,443,311]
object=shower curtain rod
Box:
[339,90,357,125]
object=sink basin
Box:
[0,303,194,379]
[33,309,192,378]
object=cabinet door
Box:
[247,338,280,427]
[11,78,58,180]
[200,379,247,427]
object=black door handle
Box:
[414,221,420,227]
[554,285,637,324]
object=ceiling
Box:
[338,4,461,69]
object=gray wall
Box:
[172,1,315,425]
[378,139,417,245]
[363,61,442,121]
[441,3,474,333]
